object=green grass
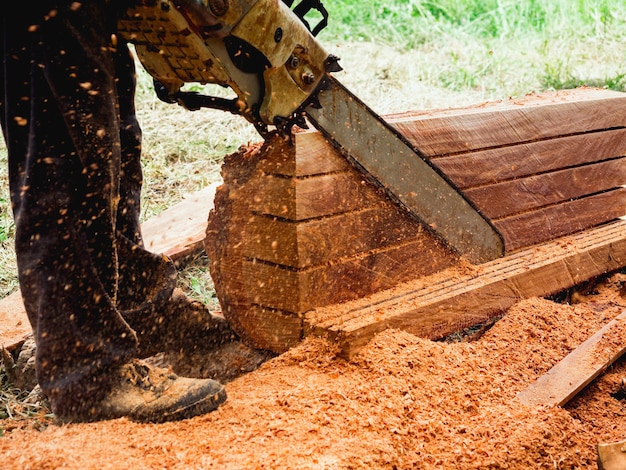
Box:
[319,0,626,96]
[322,0,626,45]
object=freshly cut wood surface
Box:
[244,203,426,268]
[250,172,380,221]
[221,304,304,353]
[235,236,457,314]
[255,131,351,177]
[206,135,459,349]
[305,219,626,359]
[517,310,626,407]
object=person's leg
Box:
[1,3,139,416]
[113,35,144,247]
[0,2,228,421]
[111,33,235,359]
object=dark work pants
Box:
[0,2,180,416]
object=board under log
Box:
[206,88,626,353]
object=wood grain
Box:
[464,158,626,219]
[250,171,380,220]
[390,89,626,157]
[305,220,626,359]
[494,189,626,251]
[243,203,429,268]
[432,129,626,188]
[517,310,626,407]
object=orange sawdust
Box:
[1,272,625,469]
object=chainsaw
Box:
[117,0,504,263]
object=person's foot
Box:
[168,288,235,350]
[136,288,236,358]
[55,359,227,424]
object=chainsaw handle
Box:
[284,0,329,37]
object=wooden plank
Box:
[243,203,428,268]
[432,129,626,189]
[517,310,626,407]
[231,236,458,314]
[0,184,218,350]
[465,158,626,219]
[389,89,626,157]
[142,183,219,258]
[250,171,381,220]
[304,220,626,359]
[597,440,626,469]
[495,188,626,251]
[0,290,30,351]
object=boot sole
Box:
[133,385,228,424]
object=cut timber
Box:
[307,77,504,263]
[205,135,458,351]
[0,184,218,351]
[207,88,626,353]
[387,88,626,252]
[597,440,626,470]
[142,183,219,261]
[517,310,626,407]
[0,291,31,352]
[305,220,626,359]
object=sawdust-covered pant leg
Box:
[0,2,180,415]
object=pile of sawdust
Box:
[2,272,625,469]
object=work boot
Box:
[134,288,237,358]
[54,359,227,424]
[167,288,236,352]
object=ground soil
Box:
[2,270,626,469]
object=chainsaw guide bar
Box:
[305,77,505,263]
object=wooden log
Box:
[517,310,626,407]
[387,89,626,253]
[205,133,459,348]
[304,220,626,359]
[208,88,626,351]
